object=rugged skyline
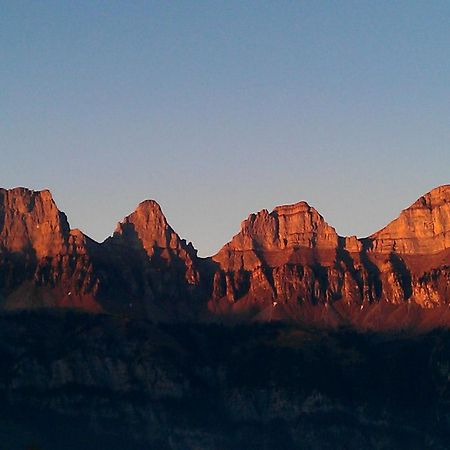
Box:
[3,2,450,256]
[0,183,449,449]
[3,3,450,448]
[0,184,448,330]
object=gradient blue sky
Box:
[1,1,449,255]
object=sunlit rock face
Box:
[0,185,449,330]
[0,188,100,311]
[208,186,450,327]
[210,199,362,316]
[99,199,203,320]
[111,199,199,281]
[0,188,205,319]
[370,185,450,254]
[221,202,339,253]
[0,187,70,258]
[114,200,188,258]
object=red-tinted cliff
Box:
[0,185,449,330]
[0,187,69,257]
[98,199,203,320]
[208,186,450,327]
[370,185,450,254]
[0,188,100,310]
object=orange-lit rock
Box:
[0,185,449,330]
[0,188,101,311]
[0,187,69,258]
[100,199,202,319]
[113,199,197,267]
[208,186,450,325]
[370,185,450,254]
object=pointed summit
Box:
[113,199,192,260]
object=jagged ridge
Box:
[0,185,448,330]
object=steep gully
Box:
[0,185,449,330]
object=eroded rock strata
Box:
[209,186,450,328]
[0,185,449,329]
[0,188,100,311]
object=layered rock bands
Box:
[0,185,449,330]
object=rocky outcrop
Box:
[369,185,450,254]
[111,199,199,283]
[99,200,203,320]
[0,188,100,310]
[0,187,69,257]
[0,188,206,318]
[0,185,449,329]
[209,186,450,325]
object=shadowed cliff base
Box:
[0,310,449,450]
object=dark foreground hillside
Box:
[0,311,449,450]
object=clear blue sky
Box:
[1,1,449,256]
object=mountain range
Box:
[0,185,449,330]
[1,185,450,450]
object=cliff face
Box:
[209,186,450,326]
[99,200,203,320]
[370,185,450,254]
[1,188,449,450]
[214,202,339,272]
[0,188,100,310]
[0,188,203,319]
[0,185,449,329]
[0,188,69,258]
[111,199,199,281]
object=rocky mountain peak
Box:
[0,187,70,258]
[0,184,449,326]
[370,185,450,254]
[113,199,190,259]
[221,200,339,254]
